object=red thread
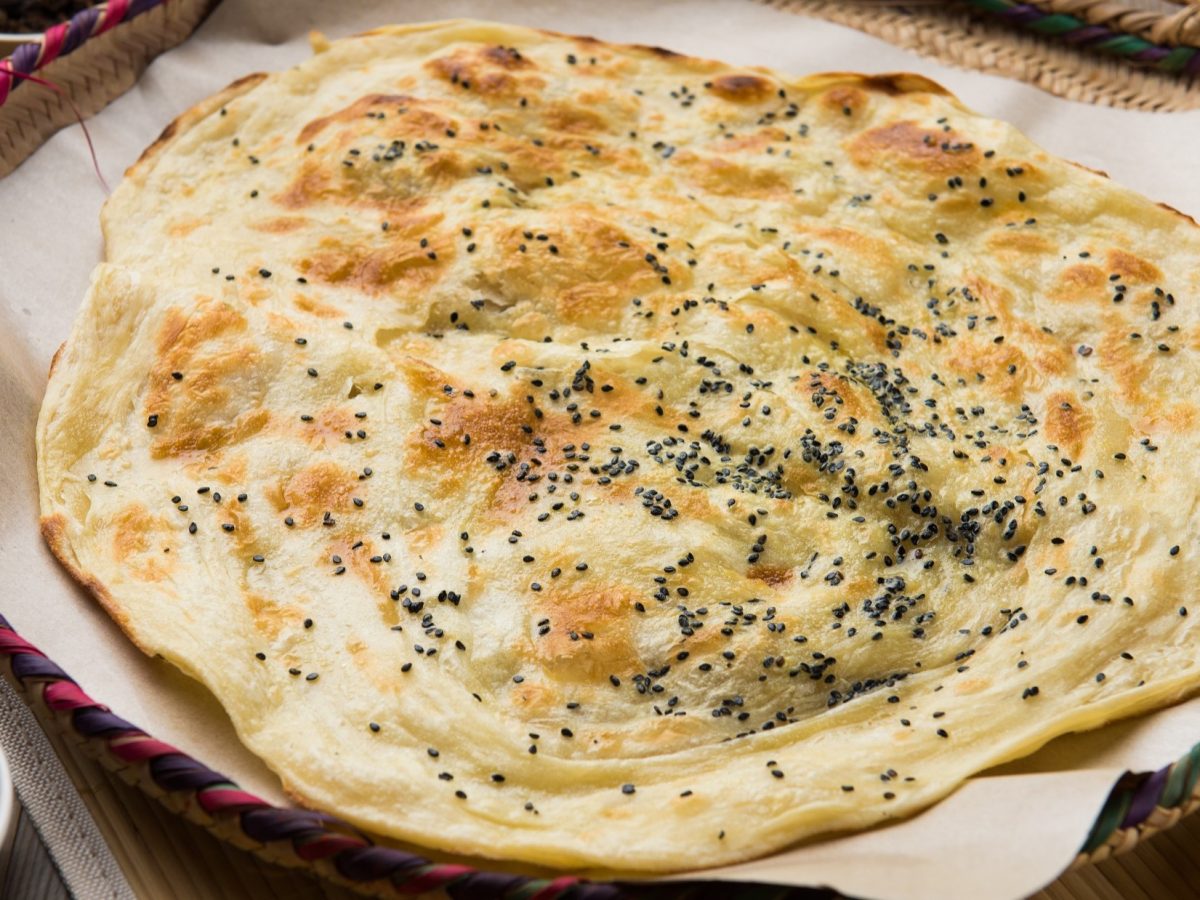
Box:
[0,63,109,192]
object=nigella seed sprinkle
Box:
[369,722,381,732]
[621,783,636,794]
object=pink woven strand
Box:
[97,0,131,35]
[42,679,102,711]
[108,734,183,763]
[397,865,479,895]
[295,834,371,862]
[197,787,270,814]
[39,22,69,67]
[0,629,45,656]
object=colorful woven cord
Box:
[964,0,1200,75]
[0,613,836,899]
[0,0,163,106]
[0,613,615,899]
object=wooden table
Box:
[4,714,1200,900]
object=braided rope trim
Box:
[964,0,1200,74]
[1026,0,1200,48]
[0,0,162,107]
[1073,740,1200,866]
[0,614,625,900]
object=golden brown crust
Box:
[128,72,269,172]
[40,514,154,655]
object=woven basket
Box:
[767,0,1200,109]
[0,0,215,177]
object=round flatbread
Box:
[37,19,1200,872]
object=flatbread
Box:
[37,19,1200,872]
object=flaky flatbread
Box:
[37,19,1200,872]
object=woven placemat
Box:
[762,0,1200,109]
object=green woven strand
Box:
[1029,14,1084,37]
[969,0,1011,12]
[1095,34,1154,55]
[1160,46,1198,73]
[1080,786,1134,854]
[963,0,1200,74]
[1160,743,1200,809]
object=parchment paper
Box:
[2,2,1199,898]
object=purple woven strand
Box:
[442,872,534,898]
[1122,766,1171,828]
[1063,25,1117,46]
[1184,52,1200,77]
[71,706,138,735]
[545,883,627,900]
[998,5,1045,27]
[62,6,101,54]
[10,42,40,76]
[149,753,230,791]
[334,846,434,882]
[1132,47,1172,64]
[129,0,164,17]
[11,652,73,682]
[240,808,351,843]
